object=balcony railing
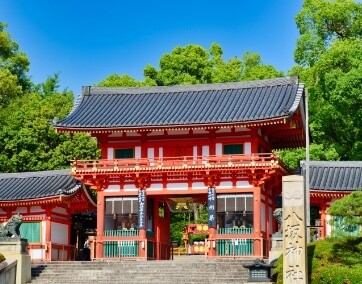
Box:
[72,153,285,174]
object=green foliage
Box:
[277,144,340,170]
[0,74,100,172]
[0,22,31,105]
[308,39,362,160]
[295,0,362,67]
[272,237,362,283]
[328,191,362,237]
[96,74,148,87]
[292,1,362,160]
[143,43,283,86]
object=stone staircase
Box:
[29,256,251,284]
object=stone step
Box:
[29,258,252,284]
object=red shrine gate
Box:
[53,77,306,260]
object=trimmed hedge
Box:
[272,237,362,283]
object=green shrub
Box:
[271,237,362,283]
[0,253,5,263]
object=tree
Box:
[143,43,283,86]
[0,22,31,100]
[96,74,148,87]
[240,51,283,81]
[277,144,340,170]
[328,191,362,237]
[295,0,362,67]
[291,0,362,161]
[0,74,100,172]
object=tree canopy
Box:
[295,0,362,67]
[97,43,283,88]
[0,23,31,106]
[280,0,362,166]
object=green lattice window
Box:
[115,148,134,158]
[20,222,41,242]
[223,144,243,154]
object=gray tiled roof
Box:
[308,161,362,191]
[52,76,304,130]
[0,169,81,201]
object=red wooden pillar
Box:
[253,186,262,257]
[264,185,270,238]
[138,189,147,259]
[207,187,217,257]
[251,127,259,154]
[45,206,52,261]
[96,191,105,258]
[320,202,327,239]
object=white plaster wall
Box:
[30,206,43,213]
[202,145,209,156]
[104,185,121,192]
[148,183,163,191]
[261,203,266,231]
[166,183,188,190]
[124,185,138,192]
[135,146,141,158]
[12,207,27,214]
[218,181,233,189]
[215,143,222,156]
[52,207,67,215]
[29,248,45,260]
[107,147,114,159]
[148,148,154,165]
[193,146,198,159]
[51,222,68,244]
[192,182,206,190]
[159,147,163,158]
[42,221,46,242]
[244,142,251,154]
[269,207,273,234]
[236,181,252,188]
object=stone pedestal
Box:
[268,236,283,264]
[0,238,31,284]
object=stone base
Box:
[0,239,31,284]
[268,236,283,263]
[244,282,275,284]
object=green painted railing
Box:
[217,227,253,234]
[216,239,254,256]
[104,230,139,236]
[104,241,139,257]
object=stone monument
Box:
[0,214,31,284]
[282,175,308,284]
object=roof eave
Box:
[54,117,292,134]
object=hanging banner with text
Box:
[138,189,146,229]
[208,187,216,228]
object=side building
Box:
[307,161,362,239]
[52,76,307,260]
[0,169,96,261]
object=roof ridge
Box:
[87,76,298,95]
[0,169,71,180]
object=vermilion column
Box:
[253,186,262,257]
[320,202,327,239]
[138,189,147,259]
[96,191,105,258]
[45,206,52,261]
[207,187,217,257]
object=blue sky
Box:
[1,0,303,97]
